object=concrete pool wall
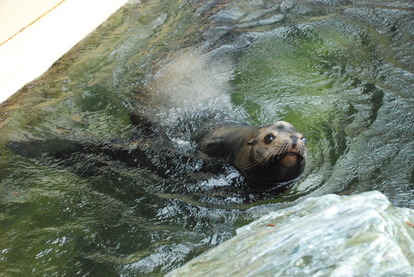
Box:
[0,0,129,103]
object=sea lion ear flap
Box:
[247,139,258,146]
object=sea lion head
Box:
[236,121,307,184]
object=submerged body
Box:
[193,121,306,185]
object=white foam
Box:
[150,49,234,114]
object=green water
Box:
[1,0,413,275]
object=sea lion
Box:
[192,121,306,184]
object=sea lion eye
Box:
[264,134,275,144]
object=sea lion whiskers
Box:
[262,141,289,164]
[264,138,306,164]
[239,148,269,170]
[240,140,287,170]
[238,139,278,171]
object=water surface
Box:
[0,0,413,275]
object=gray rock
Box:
[168,191,414,276]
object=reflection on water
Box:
[0,0,413,275]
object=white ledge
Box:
[0,0,129,103]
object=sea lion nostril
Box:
[291,136,298,146]
[301,137,307,145]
